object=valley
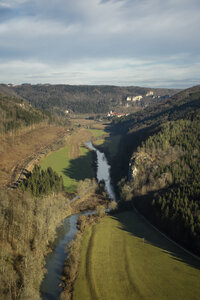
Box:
[0,84,200,300]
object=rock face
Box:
[128,150,173,196]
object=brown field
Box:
[0,125,68,186]
[67,128,94,159]
[70,117,109,130]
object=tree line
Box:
[19,165,64,196]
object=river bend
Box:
[41,141,115,299]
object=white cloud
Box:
[0,0,28,8]
[0,17,78,38]
[0,56,199,88]
[0,0,199,87]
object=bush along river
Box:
[40,141,116,299]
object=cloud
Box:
[0,0,199,87]
[1,56,199,88]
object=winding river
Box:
[40,141,115,299]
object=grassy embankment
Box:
[73,210,200,300]
[40,128,106,193]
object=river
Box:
[40,141,115,299]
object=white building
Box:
[126,96,132,101]
[146,91,154,97]
[132,95,143,101]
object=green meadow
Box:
[39,128,106,193]
[73,210,200,300]
[40,144,94,193]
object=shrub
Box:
[108,201,118,212]
[96,205,106,217]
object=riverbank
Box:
[60,201,118,300]
[0,183,109,300]
[40,187,109,300]
[60,213,102,300]
[39,128,111,298]
[58,141,117,299]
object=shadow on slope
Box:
[113,210,200,272]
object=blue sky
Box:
[0,0,200,88]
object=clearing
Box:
[73,210,200,300]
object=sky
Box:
[0,0,200,88]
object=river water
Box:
[40,141,115,299]
[86,141,116,202]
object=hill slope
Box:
[73,211,200,300]
[109,85,200,254]
[0,94,51,135]
[0,84,179,114]
[0,94,70,186]
[112,85,200,132]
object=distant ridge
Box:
[0,83,180,114]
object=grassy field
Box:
[40,128,105,193]
[40,143,76,193]
[89,128,107,138]
[73,210,200,300]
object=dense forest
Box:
[109,85,200,181]
[0,95,49,135]
[128,118,200,254]
[0,94,69,135]
[0,84,178,114]
[19,165,64,196]
[110,85,200,255]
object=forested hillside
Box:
[0,94,70,135]
[0,95,50,135]
[0,84,179,114]
[112,85,200,133]
[109,85,200,254]
[129,117,200,254]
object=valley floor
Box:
[73,210,200,300]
